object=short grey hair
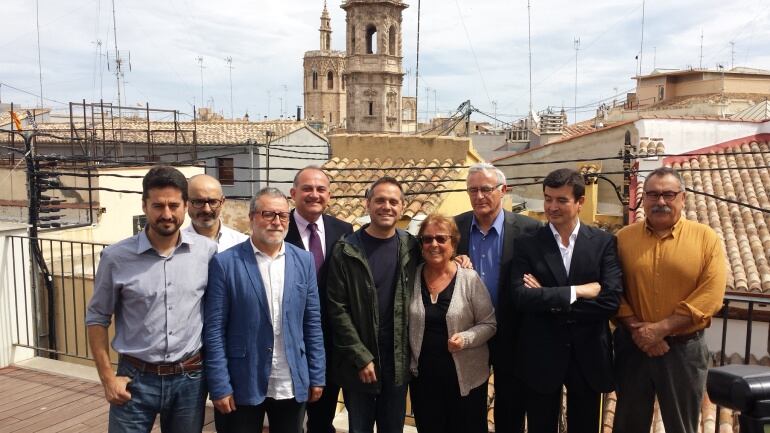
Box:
[249,187,288,214]
[642,166,685,191]
[467,162,506,185]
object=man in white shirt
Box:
[204,187,326,433]
[509,168,623,433]
[184,174,248,252]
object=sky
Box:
[2,0,770,125]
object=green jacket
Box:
[326,225,420,392]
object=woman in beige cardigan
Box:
[409,214,497,433]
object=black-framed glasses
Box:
[643,191,682,202]
[467,184,502,195]
[260,210,290,222]
[420,234,451,245]
[190,198,224,209]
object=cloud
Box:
[1,0,769,124]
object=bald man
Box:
[183,174,248,253]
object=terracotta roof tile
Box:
[324,157,466,228]
[29,119,312,145]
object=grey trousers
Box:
[612,327,709,433]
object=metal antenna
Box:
[574,37,580,124]
[35,0,44,108]
[528,0,533,116]
[196,56,205,111]
[225,56,234,119]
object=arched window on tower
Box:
[342,75,346,90]
[366,25,378,54]
[351,25,356,54]
[312,71,318,90]
[327,71,334,90]
[389,25,396,55]
[325,33,331,51]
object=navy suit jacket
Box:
[204,240,326,405]
[510,224,623,394]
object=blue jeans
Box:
[108,357,207,433]
[343,381,408,433]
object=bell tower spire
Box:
[320,1,332,51]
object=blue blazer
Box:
[204,240,326,405]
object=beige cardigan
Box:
[409,264,497,396]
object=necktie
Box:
[308,222,324,276]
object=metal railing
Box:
[7,235,108,361]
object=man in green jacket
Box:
[327,176,420,433]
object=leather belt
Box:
[664,330,704,345]
[122,351,203,376]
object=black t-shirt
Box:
[360,229,399,376]
[418,273,456,378]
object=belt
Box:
[664,330,704,345]
[122,351,203,376]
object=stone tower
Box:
[303,2,347,127]
[342,0,408,133]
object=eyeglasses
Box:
[190,198,224,209]
[420,234,451,245]
[643,191,682,202]
[467,184,502,195]
[260,210,290,222]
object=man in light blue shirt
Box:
[86,166,217,433]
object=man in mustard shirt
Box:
[614,167,727,433]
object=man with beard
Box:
[86,166,218,433]
[613,167,726,433]
[204,187,326,433]
[183,174,248,253]
[327,177,420,433]
[286,166,353,433]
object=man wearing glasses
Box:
[204,187,326,433]
[183,174,248,252]
[613,167,726,433]
[454,162,540,433]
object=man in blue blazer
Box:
[205,187,326,433]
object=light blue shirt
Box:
[86,229,217,363]
[469,210,505,307]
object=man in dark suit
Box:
[454,162,540,433]
[509,168,623,433]
[287,166,354,433]
[204,187,326,433]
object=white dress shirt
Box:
[293,211,326,256]
[549,220,581,304]
[251,239,294,399]
[183,220,248,253]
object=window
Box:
[351,25,356,53]
[366,25,377,54]
[327,71,334,90]
[217,158,234,186]
[132,215,147,235]
[312,71,318,90]
[368,101,374,116]
[388,25,396,55]
[342,75,346,90]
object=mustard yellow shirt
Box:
[616,216,727,334]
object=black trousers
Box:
[521,351,601,433]
[214,397,306,433]
[306,382,341,433]
[410,373,488,433]
[492,370,526,433]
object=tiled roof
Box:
[323,157,466,226]
[636,139,770,294]
[0,108,51,127]
[638,137,666,156]
[23,120,310,145]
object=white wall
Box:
[635,118,762,155]
[706,317,769,362]
[0,224,35,367]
